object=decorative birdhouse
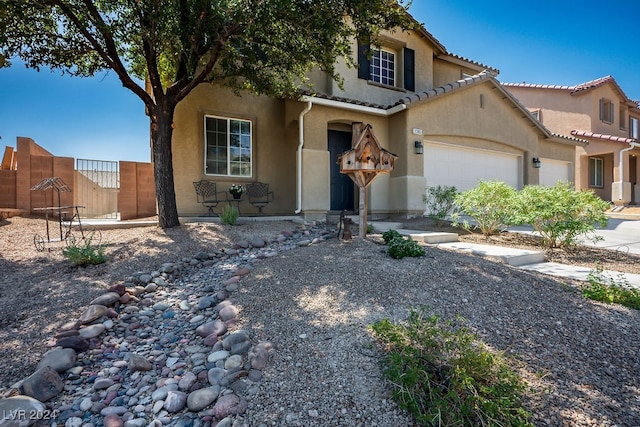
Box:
[337,124,397,188]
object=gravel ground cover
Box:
[1,215,639,426]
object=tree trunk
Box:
[151,100,180,229]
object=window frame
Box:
[369,47,396,87]
[600,98,614,124]
[589,157,604,188]
[619,105,627,130]
[630,116,639,139]
[203,114,253,178]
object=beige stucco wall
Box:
[432,60,463,88]
[172,84,297,216]
[506,87,592,135]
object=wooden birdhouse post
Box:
[337,124,398,238]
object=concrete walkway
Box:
[377,224,640,289]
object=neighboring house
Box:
[172,18,582,219]
[504,76,640,205]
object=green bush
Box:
[62,233,107,266]
[387,238,425,259]
[513,182,609,248]
[583,266,640,309]
[366,224,375,234]
[381,229,425,259]
[219,203,239,225]
[371,308,533,427]
[382,229,402,245]
[423,185,457,225]
[452,180,517,236]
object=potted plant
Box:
[229,184,245,199]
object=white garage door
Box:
[539,158,572,187]
[424,141,522,192]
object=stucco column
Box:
[612,148,632,205]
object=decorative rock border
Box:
[0,222,335,427]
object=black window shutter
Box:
[403,47,415,91]
[357,39,370,80]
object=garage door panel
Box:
[424,142,521,192]
[539,158,571,187]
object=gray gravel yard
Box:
[234,239,640,427]
[1,216,639,426]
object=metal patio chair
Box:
[246,182,274,214]
[193,180,227,216]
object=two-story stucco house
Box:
[172,18,582,220]
[504,76,640,205]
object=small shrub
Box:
[583,266,640,309]
[513,182,609,248]
[381,229,425,259]
[371,308,533,427]
[387,237,425,259]
[366,224,375,234]
[382,229,402,244]
[452,180,517,236]
[423,185,457,225]
[62,233,107,266]
[219,203,239,225]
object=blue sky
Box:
[0,1,638,162]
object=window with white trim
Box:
[630,116,639,139]
[369,47,396,86]
[589,157,604,188]
[204,115,252,177]
[600,98,614,123]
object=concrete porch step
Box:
[437,241,545,267]
[369,221,405,232]
[398,229,459,244]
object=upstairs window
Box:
[204,115,252,177]
[589,157,604,188]
[357,39,415,91]
[631,116,639,139]
[370,48,396,86]
[599,98,614,123]
[619,105,627,130]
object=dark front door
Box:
[328,130,354,211]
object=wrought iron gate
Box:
[75,159,120,219]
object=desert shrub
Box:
[513,182,609,248]
[371,307,533,427]
[62,233,106,266]
[423,185,457,225]
[452,180,517,236]
[219,203,239,225]
[382,229,403,245]
[366,224,375,234]
[387,237,425,259]
[381,229,424,259]
[583,266,640,309]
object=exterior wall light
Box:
[414,140,424,155]
[532,157,541,168]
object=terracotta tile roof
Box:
[572,75,614,93]
[438,53,499,74]
[395,70,494,106]
[550,133,589,145]
[571,130,638,144]
[502,82,574,91]
[503,76,638,106]
[299,90,394,110]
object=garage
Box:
[539,158,572,187]
[423,141,522,192]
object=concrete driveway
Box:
[584,217,640,255]
[508,215,640,255]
